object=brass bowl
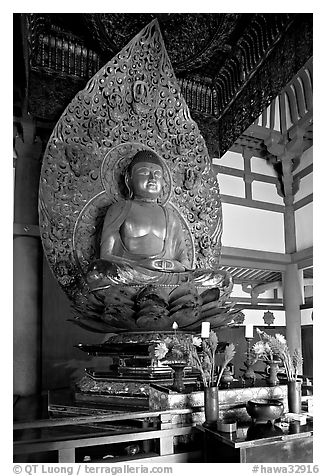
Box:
[246,399,284,424]
[246,422,284,441]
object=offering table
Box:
[13,393,202,463]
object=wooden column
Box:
[282,157,297,254]
[281,147,303,373]
[13,118,43,396]
[243,148,253,200]
[264,129,304,372]
[283,264,303,373]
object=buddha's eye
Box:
[134,167,162,178]
[135,168,150,176]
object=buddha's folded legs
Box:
[86,258,232,292]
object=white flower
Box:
[154,342,169,360]
[275,333,286,344]
[252,341,266,355]
[192,336,202,347]
[264,342,271,352]
[172,321,179,330]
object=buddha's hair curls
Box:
[127,150,163,174]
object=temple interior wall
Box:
[295,204,313,251]
[222,204,285,252]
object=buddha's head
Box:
[125,150,164,200]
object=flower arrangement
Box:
[148,322,190,364]
[251,340,278,363]
[187,330,236,387]
[149,325,236,388]
[149,336,189,364]
[252,328,302,382]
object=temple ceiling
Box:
[14,13,312,157]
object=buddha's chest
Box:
[121,202,167,242]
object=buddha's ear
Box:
[125,173,133,199]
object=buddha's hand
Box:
[139,258,187,272]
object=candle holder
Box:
[245,336,253,355]
[241,337,257,386]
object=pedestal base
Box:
[74,369,198,409]
[74,330,199,408]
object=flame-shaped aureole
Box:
[39,19,222,304]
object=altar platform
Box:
[14,388,313,464]
[14,391,203,463]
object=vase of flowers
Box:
[149,323,190,393]
[203,386,219,426]
[186,331,236,427]
[252,338,282,386]
[287,379,302,414]
[254,329,303,413]
[220,366,234,388]
[265,360,281,386]
[169,362,187,392]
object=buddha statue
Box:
[40,20,237,333]
[86,149,229,291]
[101,150,191,270]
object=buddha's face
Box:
[128,161,163,199]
